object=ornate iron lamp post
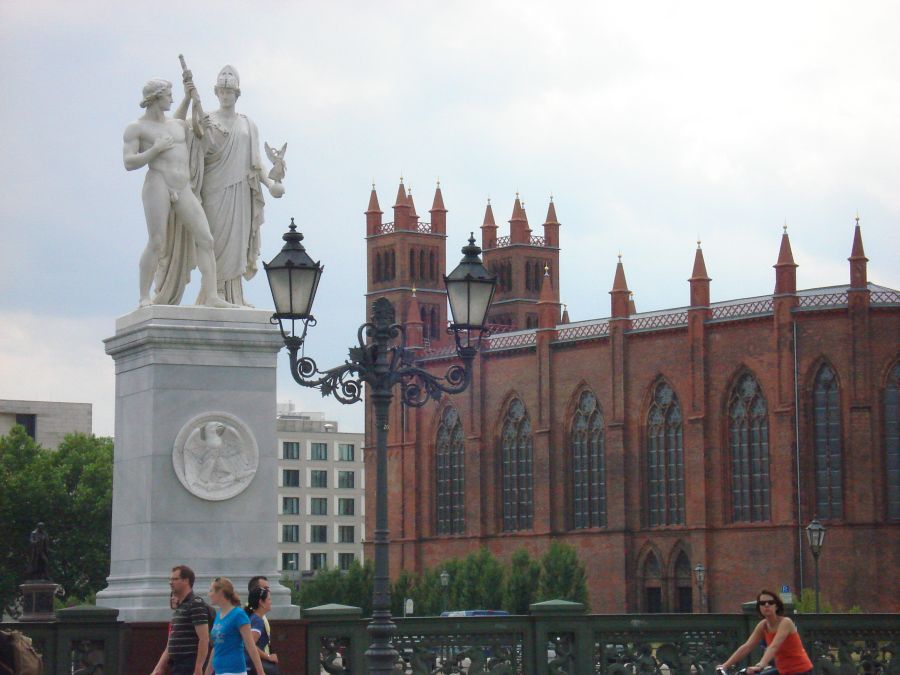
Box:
[693,563,706,612]
[805,518,826,613]
[440,569,450,614]
[265,222,496,673]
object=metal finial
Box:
[372,180,376,190]
[697,236,701,249]
[630,291,634,299]
[436,177,440,188]
[399,172,404,183]
[550,193,554,203]
[783,219,788,233]
[411,286,417,297]
[618,251,622,262]
[855,211,860,226]
[487,195,491,205]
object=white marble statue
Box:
[188,64,285,307]
[123,77,235,308]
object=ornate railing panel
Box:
[531,235,547,246]
[494,235,511,248]
[304,612,900,675]
[375,221,395,235]
[710,298,774,321]
[797,291,849,309]
[870,289,900,306]
[629,311,689,332]
[486,331,537,352]
[555,321,610,343]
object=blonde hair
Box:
[211,576,241,607]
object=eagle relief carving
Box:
[173,412,259,500]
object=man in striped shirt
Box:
[151,565,210,675]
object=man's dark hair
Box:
[248,575,268,593]
[172,564,195,588]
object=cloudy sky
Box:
[1,1,898,437]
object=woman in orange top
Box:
[719,589,814,675]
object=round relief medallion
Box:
[173,412,259,501]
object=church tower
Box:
[366,180,449,348]
[481,195,561,330]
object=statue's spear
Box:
[178,53,205,137]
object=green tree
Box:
[503,548,540,613]
[0,427,113,615]
[537,542,588,607]
[458,548,504,611]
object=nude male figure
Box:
[123,77,234,308]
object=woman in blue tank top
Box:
[205,577,265,675]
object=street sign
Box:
[781,584,790,594]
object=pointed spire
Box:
[691,242,710,281]
[849,215,868,289]
[406,187,418,218]
[405,288,423,349]
[538,265,559,328]
[367,185,381,213]
[610,255,631,318]
[774,224,798,295]
[628,291,637,315]
[394,178,406,207]
[561,304,570,324]
[850,216,866,260]
[510,194,529,244]
[544,198,559,225]
[431,181,445,211]
[483,200,496,226]
[481,198,498,249]
[429,180,447,234]
[612,255,629,292]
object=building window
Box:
[310,497,327,515]
[282,497,300,515]
[375,252,383,282]
[338,553,355,571]
[338,443,355,461]
[887,362,900,520]
[15,414,36,440]
[282,552,299,571]
[525,314,538,329]
[429,250,436,280]
[310,553,327,570]
[646,381,685,526]
[642,552,662,613]
[311,442,328,461]
[501,398,534,532]
[338,471,355,489]
[409,249,416,281]
[310,470,327,488]
[282,442,300,460]
[674,551,693,613]
[282,469,300,487]
[435,407,465,535]
[571,390,606,529]
[729,373,770,522]
[338,498,355,516]
[419,249,426,280]
[310,525,328,543]
[338,525,355,543]
[282,525,299,543]
[813,364,842,519]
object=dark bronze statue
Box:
[25,523,50,581]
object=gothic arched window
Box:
[501,398,533,531]
[435,407,465,535]
[429,251,436,280]
[375,252,383,282]
[729,373,770,522]
[419,250,426,281]
[571,390,606,529]
[813,364,842,519]
[409,249,416,281]
[642,552,662,613]
[388,250,395,279]
[673,551,693,612]
[430,307,439,339]
[647,381,685,526]
[885,363,900,520]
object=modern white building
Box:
[276,404,365,587]
[0,399,92,449]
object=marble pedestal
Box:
[96,306,299,621]
[19,581,59,621]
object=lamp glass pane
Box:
[268,267,295,316]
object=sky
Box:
[1,1,898,438]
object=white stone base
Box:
[96,305,299,622]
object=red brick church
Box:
[363,180,900,613]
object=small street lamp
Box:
[805,518,826,613]
[693,563,706,612]
[265,222,496,673]
[440,569,450,614]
